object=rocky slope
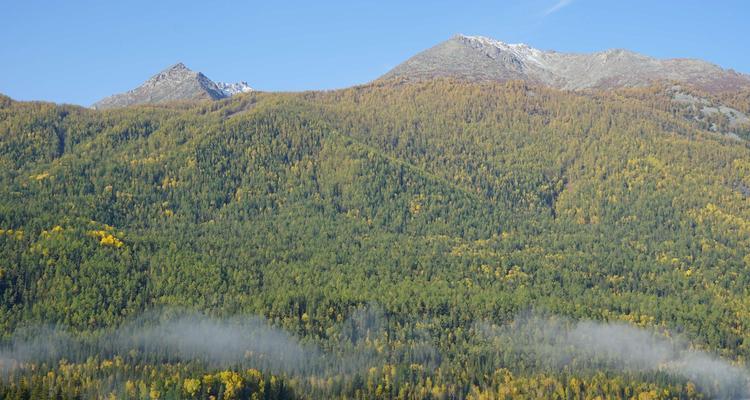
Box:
[380,35,750,93]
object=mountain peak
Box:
[168,62,189,70]
[381,35,750,93]
[93,63,252,109]
[154,62,191,74]
[456,34,527,49]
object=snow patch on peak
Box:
[458,35,529,51]
[460,34,511,47]
[216,82,253,96]
[458,35,546,67]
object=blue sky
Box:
[1,0,748,106]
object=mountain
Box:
[381,34,750,93]
[6,35,750,397]
[3,79,750,398]
[92,63,252,109]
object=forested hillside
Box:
[1,80,750,399]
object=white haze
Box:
[114,313,323,374]
[0,305,426,377]
[2,308,747,398]
[1,311,335,376]
[0,326,74,374]
[479,315,750,398]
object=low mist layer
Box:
[2,309,748,398]
[0,305,422,378]
[479,315,750,398]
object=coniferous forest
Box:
[2,80,750,398]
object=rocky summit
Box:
[92,63,251,109]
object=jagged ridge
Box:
[381,34,750,93]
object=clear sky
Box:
[1,0,748,106]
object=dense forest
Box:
[1,79,750,399]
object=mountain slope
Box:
[92,63,251,109]
[2,81,750,397]
[381,35,750,93]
